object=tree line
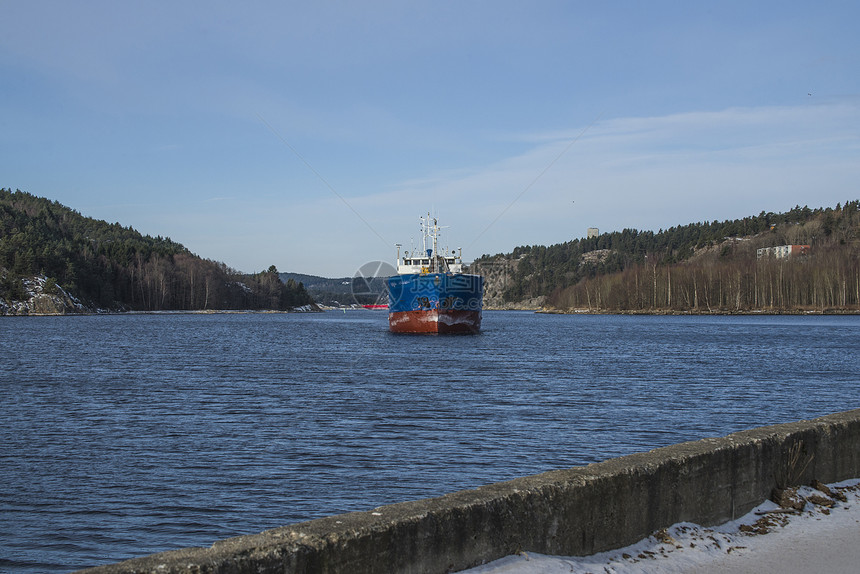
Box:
[476,201,860,312]
[551,240,860,312]
[0,188,312,311]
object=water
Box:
[1,311,858,572]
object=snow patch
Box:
[465,479,860,574]
[1,274,88,315]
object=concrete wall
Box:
[78,409,860,574]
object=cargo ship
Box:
[387,215,484,334]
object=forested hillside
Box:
[476,201,860,312]
[0,188,313,312]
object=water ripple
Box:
[1,312,859,571]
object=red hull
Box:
[388,309,481,334]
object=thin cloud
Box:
[353,102,860,259]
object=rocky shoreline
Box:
[0,274,321,316]
[5,276,855,317]
[0,275,89,315]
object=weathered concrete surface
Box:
[77,409,860,574]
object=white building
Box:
[756,245,810,259]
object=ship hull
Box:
[387,273,483,334]
[388,309,481,334]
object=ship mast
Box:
[431,216,439,271]
[416,212,451,273]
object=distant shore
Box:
[6,305,859,317]
[536,307,860,315]
[0,305,321,317]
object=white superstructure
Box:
[395,214,464,274]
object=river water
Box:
[1,311,858,572]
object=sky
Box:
[2,1,859,277]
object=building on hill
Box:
[756,244,811,260]
[587,227,599,239]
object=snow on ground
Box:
[464,479,860,574]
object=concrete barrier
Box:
[78,409,860,574]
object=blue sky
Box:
[2,1,859,277]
